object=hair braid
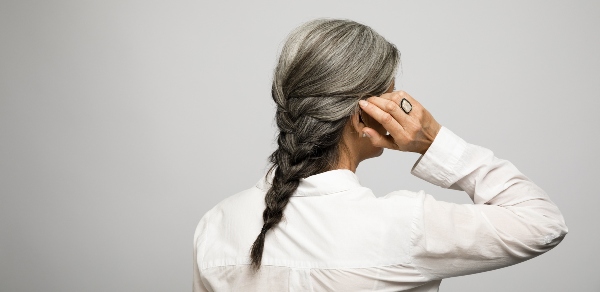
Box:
[249,18,400,271]
[250,106,344,270]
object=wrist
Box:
[419,122,442,155]
[411,126,468,188]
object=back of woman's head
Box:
[250,18,400,271]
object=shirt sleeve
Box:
[193,213,210,292]
[408,126,568,280]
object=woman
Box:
[193,18,567,291]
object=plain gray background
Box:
[1,0,598,291]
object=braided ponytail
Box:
[250,18,400,271]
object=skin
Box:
[337,80,443,172]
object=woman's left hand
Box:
[358,91,442,155]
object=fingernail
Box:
[359,100,368,107]
[362,131,371,138]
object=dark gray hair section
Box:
[249,18,400,271]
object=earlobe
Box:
[350,112,365,137]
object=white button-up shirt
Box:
[193,126,568,291]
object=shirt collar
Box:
[255,168,362,197]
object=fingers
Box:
[360,90,437,154]
[379,90,403,105]
[366,95,411,126]
[380,91,423,118]
[362,127,398,149]
[358,97,407,137]
[379,91,422,114]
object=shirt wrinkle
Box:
[407,190,431,281]
[193,126,568,292]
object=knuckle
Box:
[381,113,393,124]
[415,109,423,119]
[385,101,397,112]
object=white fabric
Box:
[193,126,568,291]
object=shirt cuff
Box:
[410,126,468,188]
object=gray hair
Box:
[250,18,400,271]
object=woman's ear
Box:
[350,110,365,136]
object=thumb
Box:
[362,127,397,149]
